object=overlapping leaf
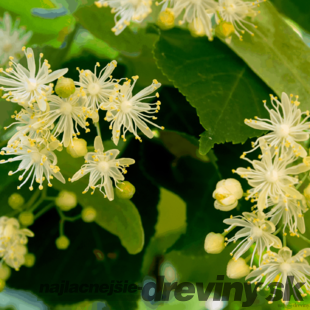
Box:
[154,28,271,154]
[228,2,310,111]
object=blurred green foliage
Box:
[0,0,309,310]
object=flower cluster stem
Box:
[34,202,54,220]
[298,234,310,244]
[296,173,309,190]
[94,122,102,140]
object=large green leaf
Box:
[271,0,310,34]
[8,201,141,309]
[227,2,310,111]
[74,4,157,54]
[154,28,272,155]
[141,187,186,275]
[55,149,144,255]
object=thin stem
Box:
[283,232,287,247]
[60,219,65,236]
[222,226,235,237]
[6,209,21,218]
[94,122,102,139]
[298,234,310,244]
[24,188,42,210]
[56,206,81,236]
[28,186,47,212]
[296,173,309,190]
[63,214,81,222]
[34,202,54,220]
[244,253,252,264]
[28,195,46,213]
[45,197,56,201]
[274,224,284,236]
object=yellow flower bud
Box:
[55,77,75,98]
[8,193,24,209]
[204,232,225,254]
[157,9,175,30]
[66,139,88,158]
[82,207,97,223]
[213,179,243,211]
[56,235,70,250]
[18,211,34,227]
[0,264,11,281]
[227,258,250,279]
[55,191,77,211]
[24,253,36,267]
[115,181,136,199]
[188,18,207,37]
[215,21,235,38]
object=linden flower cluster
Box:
[0,217,34,271]
[0,48,164,200]
[205,92,310,301]
[0,13,32,66]
[94,0,266,41]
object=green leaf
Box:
[66,28,119,62]
[8,202,141,308]
[122,46,172,86]
[153,28,272,155]
[54,148,144,255]
[141,139,225,253]
[0,0,75,46]
[270,0,310,33]
[74,4,157,54]
[227,2,310,111]
[141,187,186,275]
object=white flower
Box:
[267,197,308,235]
[5,105,48,145]
[0,217,34,270]
[169,0,215,40]
[0,138,65,190]
[75,61,118,114]
[95,0,152,35]
[106,77,163,145]
[245,93,310,158]
[216,0,266,40]
[235,139,310,211]
[0,47,68,111]
[227,257,250,279]
[213,178,243,211]
[70,136,135,201]
[36,92,89,147]
[204,232,225,254]
[224,211,282,265]
[246,247,310,298]
[0,13,32,65]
